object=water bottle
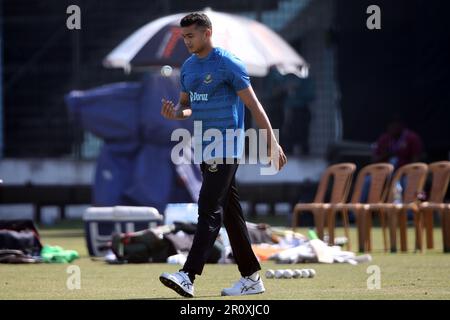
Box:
[393,181,403,204]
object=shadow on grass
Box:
[130,294,223,300]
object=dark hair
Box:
[180,13,212,29]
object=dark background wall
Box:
[3,0,449,160]
[336,0,450,162]
[2,0,278,158]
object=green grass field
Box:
[1,220,449,300]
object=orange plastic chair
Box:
[357,163,428,252]
[291,163,356,241]
[418,161,450,250]
[329,163,394,252]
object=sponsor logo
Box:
[190,91,209,102]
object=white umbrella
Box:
[104,8,308,77]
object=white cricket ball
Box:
[274,269,285,279]
[300,269,310,278]
[160,65,173,77]
[293,269,302,278]
[307,269,316,278]
[283,269,294,279]
[265,269,275,279]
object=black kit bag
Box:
[111,229,177,263]
[0,220,43,256]
[111,222,223,263]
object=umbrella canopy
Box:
[104,9,308,77]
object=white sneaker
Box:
[159,271,194,298]
[221,274,265,296]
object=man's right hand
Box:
[161,98,178,120]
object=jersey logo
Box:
[203,74,213,84]
[208,163,218,173]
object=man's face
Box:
[181,24,211,54]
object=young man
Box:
[159,12,287,297]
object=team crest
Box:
[208,163,218,172]
[203,74,213,84]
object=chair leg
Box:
[327,208,336,246]
[399,208,408,252]
[443,208,450,253]
[413,206,423,252]
[342,208,351,251]
[356,208,366,253]
[313,209,325,240]
[292,209,298,231]
[366,210,373,252]
[379,209,388,253]
[424,208,434,249]
[388,208,398,253]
